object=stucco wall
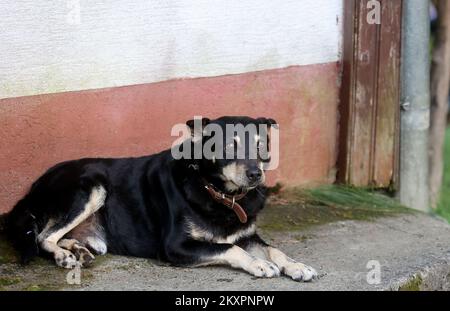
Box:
[0,0,343,99]
[0,1,343,214]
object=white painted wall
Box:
[0,0,343,99]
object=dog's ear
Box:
[186,117,211,137]
[257,117,278,129]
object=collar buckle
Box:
[231,196,236,209]
[202,179,249,223]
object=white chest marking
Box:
[186,221,256,244]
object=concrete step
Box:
[1,213,450,291]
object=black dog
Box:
[6,116,317,282]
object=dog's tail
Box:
[5,196,39,264]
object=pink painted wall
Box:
[0,63,339,214]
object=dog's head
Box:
[185,116,277,193]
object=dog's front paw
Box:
[284,262,317,282]
[246,258,280,278]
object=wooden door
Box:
[338,0,403,188]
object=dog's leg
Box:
[237,234,318,282]
[84,236,108,255]
[166,241,280,278]
[57,239,95,267]
[37,186,107,269]
[209,245,281,278]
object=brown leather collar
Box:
[203,182,248,223]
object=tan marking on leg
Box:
[38,186,106,269]
[185,220,256,244]
[207,245,280,278]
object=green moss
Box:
[23,285,44,291]
[259,186,412,232]
[91,253,114,266]
[0,265,66,291]
[399,275,422,291]
[0,277,21,287]
[0,234,19,264]
[22,284,60,291]
[117,262,137,271]
[437,128,450,222]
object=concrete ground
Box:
[1,211,450,291]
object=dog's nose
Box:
[246,168,262,182]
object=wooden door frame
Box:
[338,0,403,188]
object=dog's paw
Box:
[284,262,318,282]
[73,244,95,267]
[246,258,280,278]
[55,249,78,269]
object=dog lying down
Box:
[6,116,317,282]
